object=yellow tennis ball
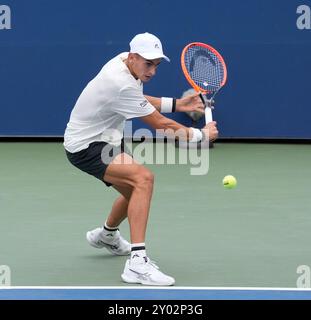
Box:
[223,175,237,189]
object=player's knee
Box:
[143,170,154,185]
[134,168,154,188]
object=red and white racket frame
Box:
[181,42,227,123]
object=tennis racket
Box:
[181,42,227,124]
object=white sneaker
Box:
[121,257,175,286]
[86,227,130,256]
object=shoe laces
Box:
[108,236,123,248]
[145,257,160,270]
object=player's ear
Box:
[127,53,133,63]
[128,53,137,62]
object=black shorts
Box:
[65,140,131,187]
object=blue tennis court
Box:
[1,287,311,300]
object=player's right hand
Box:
[202,121,218,141]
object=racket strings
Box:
[184,46,225,93]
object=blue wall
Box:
[0,0,310,138]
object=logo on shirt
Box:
[140,100,148,108]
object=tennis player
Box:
[64,32,218,286]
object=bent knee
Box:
[142,170,154,184]
[133,168,154,188]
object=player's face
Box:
[127,54,161,82]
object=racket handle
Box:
[199,93,213,124]
[205,107,213,124]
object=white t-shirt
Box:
[64,52,156,153]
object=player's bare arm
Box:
[140,110,218,141]
[144,93,205,114]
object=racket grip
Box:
[205,107,213,124]
[199,93,213,124]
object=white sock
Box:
[131,243,146,260]
[102,221,118,237]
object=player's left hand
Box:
[176,93,205,113]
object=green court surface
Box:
[0,142,310,287]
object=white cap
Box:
[129,32,170,62]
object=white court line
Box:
[1,286,311,291]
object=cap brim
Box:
[138,52,170,62]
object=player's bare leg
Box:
[103,153,175,286]
[85,166,135,256]
[104,153,154,244]
[105,185,133,228]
